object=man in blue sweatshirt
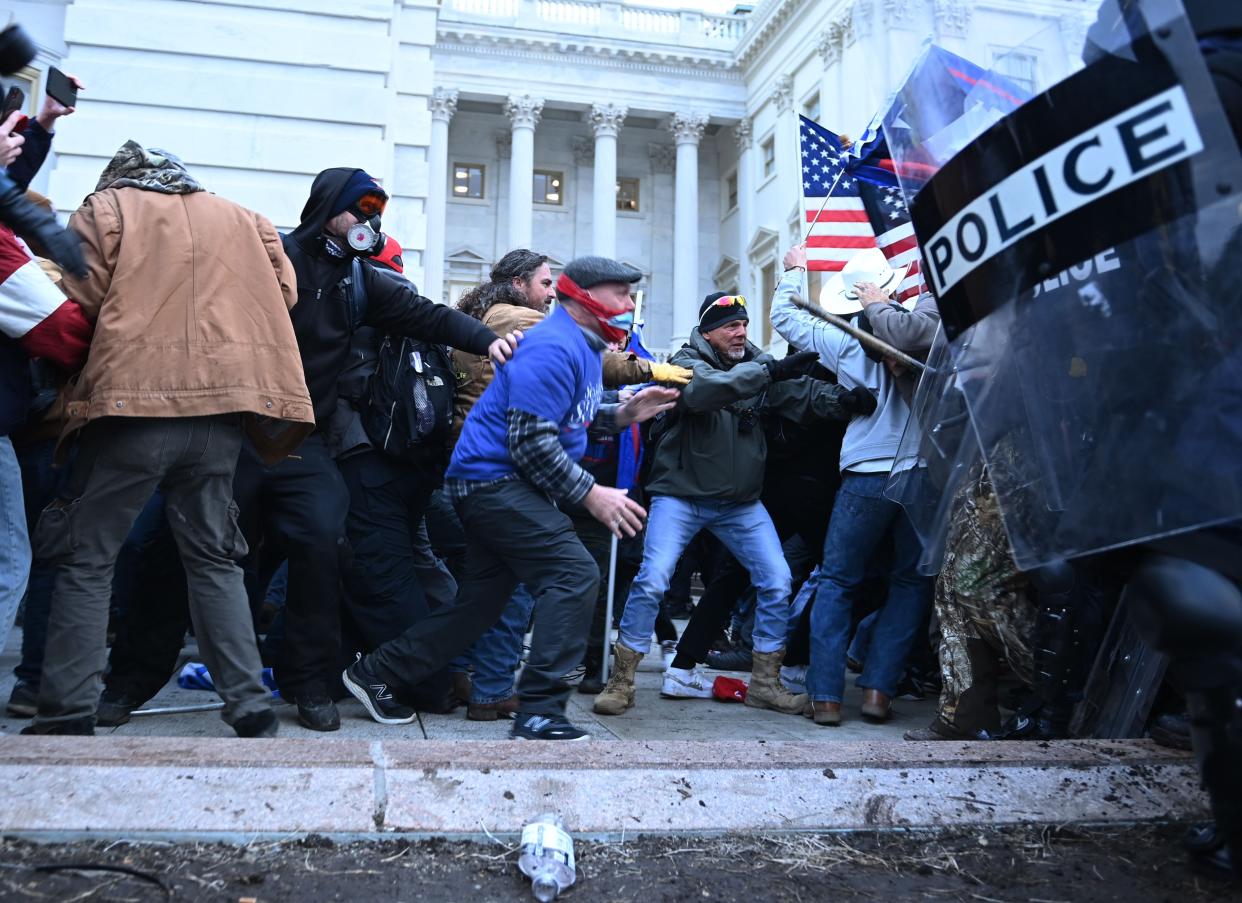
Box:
[771,243,933,725]
[343,256,677,741]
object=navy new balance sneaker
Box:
[342,655,416,725]
[511,712,590,741]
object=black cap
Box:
[561,255,642,290]
[698,291,749,333]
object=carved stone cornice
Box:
[847,3,871,45]
[495,129,512,157]
[734,118,752,153]
[648,143,676,174]
[883,0,926,30]
[815,28,841,67]
[429,87,459,123]
[587,103,628,139]
[668,111,709,147]
[572,137,594,166]
[771,75,794,114]
[934,0,972,39]
[505,94,544,130]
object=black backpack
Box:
[345,258,455,469]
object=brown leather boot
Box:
[861,689,892,722]
[802,700,842,725]
[467,696,520,721]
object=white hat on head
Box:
[819,247,911,316]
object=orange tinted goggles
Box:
[355,191,388,217]
[698,295,747,323]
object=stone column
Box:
[669,111,708,347]
[771,74,796,240]
[425,88,457,304]
[587,103,627,258]
[733,118,754,303]
[816,26,843,128]
[505,94,543,250]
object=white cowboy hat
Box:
[819,247,911,316]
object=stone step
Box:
[0,736,1204,841]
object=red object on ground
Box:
[712,676,747,703]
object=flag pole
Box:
[802,164,849,242]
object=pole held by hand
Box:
[787,294,931,374]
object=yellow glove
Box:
[649,362,694,386]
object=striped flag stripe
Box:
[806,223,876,238]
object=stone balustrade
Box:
[440,0,749,50]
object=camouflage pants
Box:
[934,468,1036,733]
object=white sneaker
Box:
[660,665,714,699]
[780,664,807,695]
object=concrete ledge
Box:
[0,737,1206,840]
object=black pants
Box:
[232,433,350,698]
[369,480,597,716]
[339,450,433,651]
[677,475,833,665]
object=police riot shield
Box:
[886,0,1242,571]
[885,326,984,574]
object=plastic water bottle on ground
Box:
[518,813,575,901]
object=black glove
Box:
[763,350,820,383]
[0,172,86,278]
[840,386,878,416]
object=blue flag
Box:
[615,323,656,491]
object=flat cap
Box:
[561,255,642,290]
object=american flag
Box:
[799,116,923,302]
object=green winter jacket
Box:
[644,330,848,502]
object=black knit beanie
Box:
[698,291,749,333]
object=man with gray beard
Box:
[594,291,875,717]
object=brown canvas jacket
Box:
[58,187,314,462]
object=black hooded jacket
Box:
[281,167,496,424]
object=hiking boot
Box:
[706,647,753,672]
[6,680,37,718]
[903,718,980,741]
[468,696,520,721]
[293,693,342,732]
[96,688,146,727]
[511,712,590,741]
[21,717,95,736]
[802,700,842,725]
[660,665,714,699]
[449,671,472,709]
[233,708,279,738]
[745,649,808,715]
[342,657,413,726]
[1151,712,1193,751]
[593,643,643,715]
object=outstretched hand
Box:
[617,386,679,427]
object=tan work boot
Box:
[745,648,809,714]
[593,644,644,715]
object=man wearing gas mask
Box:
[230,167,518,733]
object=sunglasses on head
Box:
[354,192,388,217]
[699,295,747,323]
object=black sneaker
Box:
[342,658,415,726]
[705,648,752,672]
[233,708,279,738]
[6,680,37,718]
[21,717,95,736]
[511,712,590,741]
[292,693,341,732]
[96,688,146,727]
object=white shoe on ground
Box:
[660,665,714,699]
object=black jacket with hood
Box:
[281,167,496,425]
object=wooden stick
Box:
[787,293,931,373]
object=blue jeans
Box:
[0,438,30,659]
[809,473,932,702]
[465,584,536,704]
[619,496,791,655]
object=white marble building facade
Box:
[10,0,1098,354]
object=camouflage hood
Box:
[94,140,203,194]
